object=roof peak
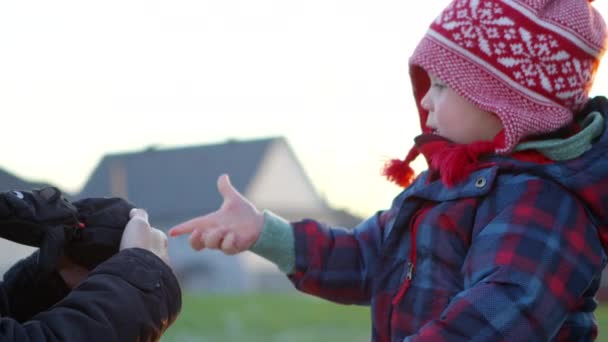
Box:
[106,136,285,159]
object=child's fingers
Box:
[221,232,239,255]
[189,229,204,251]
[201,228,228,249]
[169,214,215,237]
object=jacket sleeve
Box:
[0,248,182,342]
[286,209,393,305]
[0,250,71,322]
[404,180,605,341]
[250,209,391,305]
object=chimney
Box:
[109,160,128,198]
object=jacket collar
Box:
[405,166,499,202]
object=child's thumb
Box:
[217,174,238,199]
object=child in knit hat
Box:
[171,0,608,340]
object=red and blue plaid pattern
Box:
[288,99,608,341]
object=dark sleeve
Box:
[0,250,70,321]
[0,248,182,342]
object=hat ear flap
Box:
[409,65,432,134]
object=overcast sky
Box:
[0,1,606,217]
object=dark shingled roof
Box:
[0,168,55,192]
[77,137,280,221]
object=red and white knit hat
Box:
[385,0,607,187]
[412,0,606,151]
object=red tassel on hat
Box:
[384,132,505,188]
[382,146,419,188]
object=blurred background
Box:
[0,1,606,340]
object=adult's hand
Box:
[120,208,169,264]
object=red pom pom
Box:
[382,146,420,188]
[382,158,416,188]
[383,134,500,188]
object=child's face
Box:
[421,73,503,144]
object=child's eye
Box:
[431,82,446,90]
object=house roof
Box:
[77,137,281,220]
[0,168,54,192]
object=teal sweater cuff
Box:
[249,210,295,274]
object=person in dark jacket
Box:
[168,0,608,341]
[0,208,181,341]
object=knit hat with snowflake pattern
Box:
[384,0,607,188]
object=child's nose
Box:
[421,91,436,129]
[420,90,433,112]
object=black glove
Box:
[0,187,135,274]
[67,196,135,269]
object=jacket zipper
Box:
[391,205,431,305]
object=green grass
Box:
[598,304,608,339]
[161,294,608,342]
[161,293,369,342]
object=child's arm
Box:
[250,209,386,304]
[404,180,604,341]
[169,174,390,305]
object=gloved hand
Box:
[67,196,135,269]
[0,187,135,274]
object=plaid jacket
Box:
[288,101,608,341]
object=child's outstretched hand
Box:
[168,174,264,255]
